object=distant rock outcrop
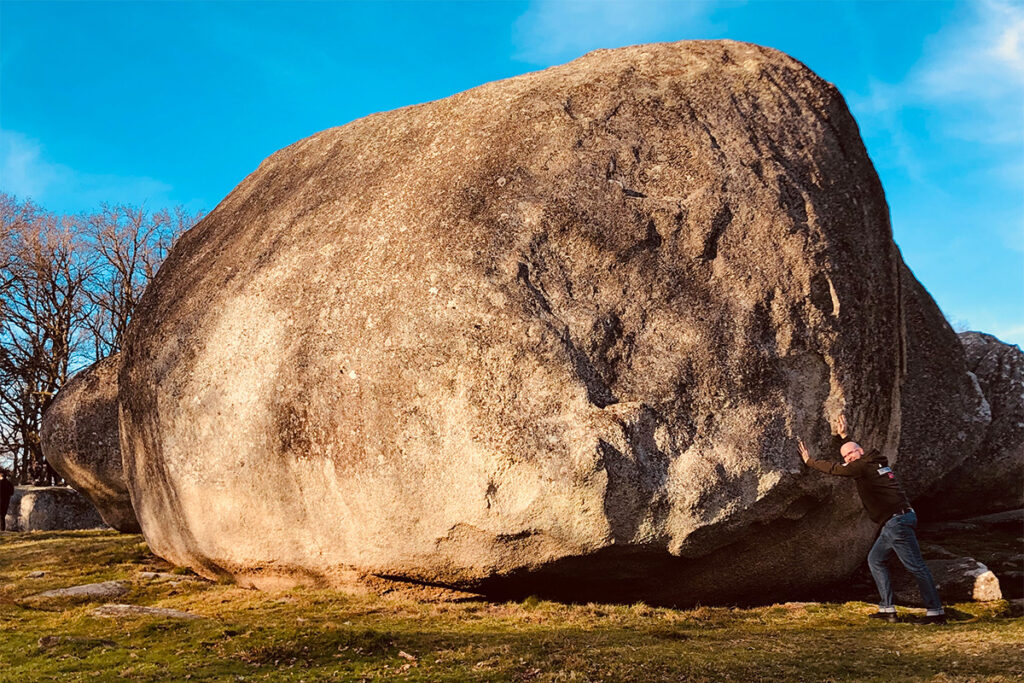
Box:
[915,333,1024,519]
[41,353,140,533]
[120,40,930,604]
[4,486,106,532]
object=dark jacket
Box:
[805,440,911,523]
[0,477,13,508]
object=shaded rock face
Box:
[896,265,990,501]
[4,486,106,532]
[40,354,140,533]
[916,333,1024,519]
[120,40,907,604]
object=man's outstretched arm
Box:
[798,437,867,477]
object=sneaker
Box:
[868,611,899,623]
[911,613,947,625]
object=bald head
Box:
[841,441,864,463]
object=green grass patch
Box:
[1,530,1022,681]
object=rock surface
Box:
[41,353,140,533]
[4,486,106,532]
[120,40,911,604]
[896,265,990,500]
[915,333,1024,519]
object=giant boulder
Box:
[915,332,1024,519]
[121,41,923,604]
[41,353,140,533]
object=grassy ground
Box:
[1,531,1021,682]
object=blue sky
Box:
[1,0,1021,345]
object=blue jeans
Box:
[867,510,943,612]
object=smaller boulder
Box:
[4,486,106,532]
[893,557,1001,605]
[40,354,139,533]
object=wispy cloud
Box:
[852,1,1024,176]
[986,322,1024,348]
[0,129,174,213]
[512,0,716,65]
[950,315,1024,349]
[917,0,1024,100]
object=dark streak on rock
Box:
[701,206,733,261]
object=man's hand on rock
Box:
[837,414,848,439]
[798,439,810,464]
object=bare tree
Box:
[84,204,199,358]
[0,194,92,482]
[0,195,200,482]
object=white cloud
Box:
[991,3,1024,75]
[0,129,174,213]
[855,1,1024,147]
[848,0,1024,250]
[512,0,715,65]
[916,0,1024,101]
[0,130,59,200]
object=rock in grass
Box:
[37,635,117,651]
[121,40,946,605]
[40,353,141,533]
[31,581,129,601]
[894,557,1002,605]
[137,571,188,581]
[915,333,1024,519]
[90,603,202,620]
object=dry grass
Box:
[1,530,1021,681]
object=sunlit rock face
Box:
[120,40,913,605]
[915,332,1024,520]
[41,353,140,533]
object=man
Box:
[798,415,946,624]
[0,470,14,532]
